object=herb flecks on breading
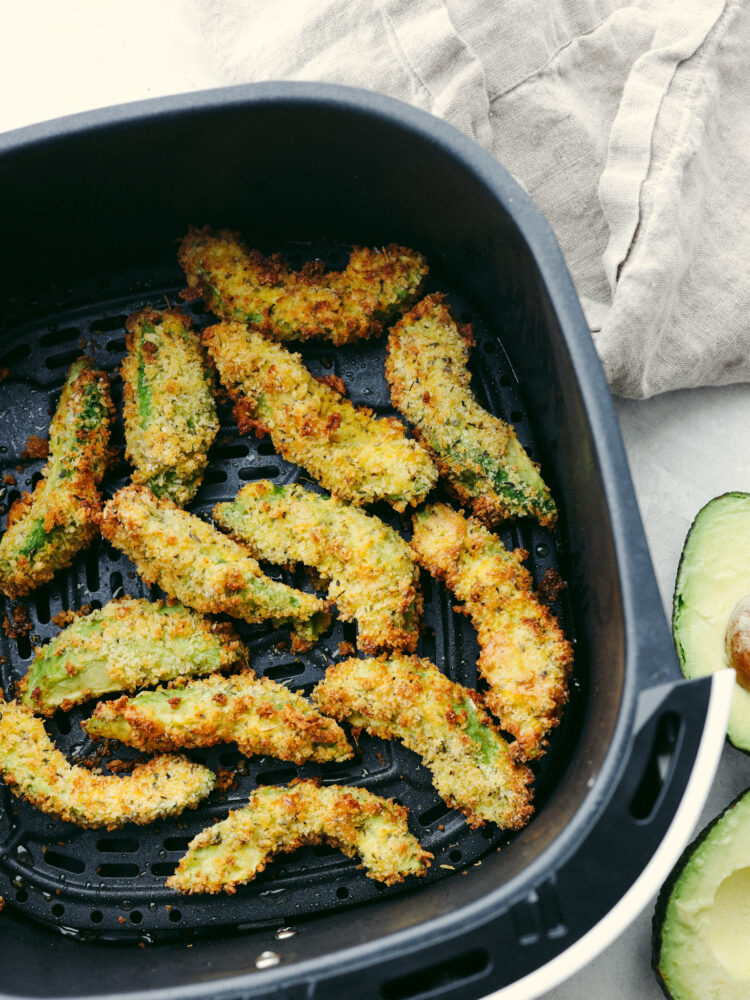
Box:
[0,357,114,598]
[122,307,218,506]
[167,779,431,892]
[179,226,428,346]
[21,596,246,716]
[411,503,572,759]
[100,486,330,651]
[312,655,534,829]
[386,294,556,527]
[85,670,353,764]
[214,481,422,653]
[203,321,437,511]
[0,697,215,829]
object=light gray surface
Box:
[540,383,750,998]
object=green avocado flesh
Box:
[654,787,750,999]
[672,492,750,751]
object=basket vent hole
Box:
[15,633,31,660]
[629,711,682,821]
[109,571,124,599]
[264,661,305,682]
[45,349,81,371]
[202,468,228,485]
[52,709,72,735]
[213,443,250,460]
[0,344,31,368]
[93,315,126,334]
[380,948,489,1000]
[419,801,451,827]
[97,837,138,854]
[90,910,103,924]
[39,327,80,349]
[257,441,276,457]
[51,903,65,918]
[35,590,50,624]
[163,837,192,852]
[336,886,350,899]
[15,888,28,903]
[341,621,357,645]
[96,863,140,878]
[106,338,126,354]
[449,850,462,864]
[83,545,101,592]
[129,910,143,924]
[238,465,281,482]
[168,908,182,923]
[257,767,298,786]
[151,861,177,877]
[45,850,85,875]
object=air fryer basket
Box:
[0,84,729,1000]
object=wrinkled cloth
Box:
[3,0,748,397]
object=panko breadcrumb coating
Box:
[84,669,353,764]
[21,596,246,716]
[203,321,437,511]
[167,779,431,892]
[386,294,556,527]
[0,357,113,598]
[0,697,215,829]
[122,307,218,506]
[312,655,534,829]
[178,226,428,345]
[214,481,422,653]
[100,486,330,650]
[410,503,572,759]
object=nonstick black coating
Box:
[0,246,580,939]
[0,83,685,1000]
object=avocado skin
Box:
[652,786,750,999]
[672,491,750,753]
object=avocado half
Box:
[653,787,750,998]
[672,492,750,752]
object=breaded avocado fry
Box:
[179,226,428,345]
[0,357,113,597]
[203,322,437,511]
[386,294,556,527]
[85,670,353,764]
[100,486,330,650]
[167,779,431,892]
[312,655,534,830]
[213,481,422,653]
[0,697,215,829]
[410,503,572,759]
[122,307,218,506]
[21,596,245,716]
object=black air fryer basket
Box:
[0,84,731,1000]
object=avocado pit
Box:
[725,595,750,691]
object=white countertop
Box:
[3,8,750,992]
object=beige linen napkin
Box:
[188,0,749,398]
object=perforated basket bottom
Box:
[0,245,580,942]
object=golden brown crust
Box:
[410,503,572,759]
[312,654,534,829]
[167,779,431,892]
[202,321,437,511]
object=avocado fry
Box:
[312,655,534,830]
[213,481,422,653]
[385,294,556,528]
[20,596,246,716]
[167,779,431,892]
[100,486,330,650]
[178,226,428,346]
[203,321,437,511]
[121,307,218,506]
[0,697,215,829]
[410,503,572,760]
[0,357,114,598]
[84,670,353,764]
